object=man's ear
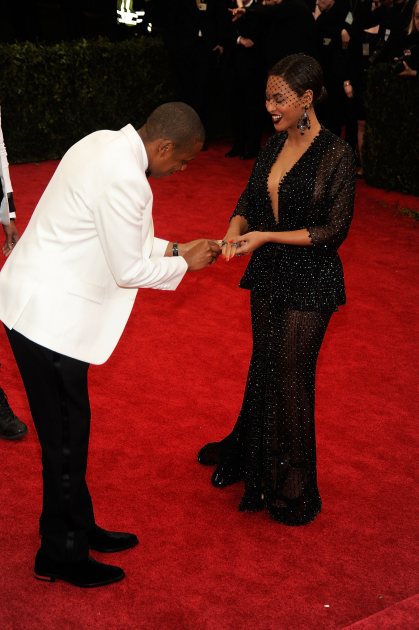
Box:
[157,140,175,157]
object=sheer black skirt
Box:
[201,292,333,525]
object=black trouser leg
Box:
[5,327,94,562]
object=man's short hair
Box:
[144,102,205,148]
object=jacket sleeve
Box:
[0,108,12,194]
[0,107,15,222]
[307,146,356,249]
[92,170,187,291]
[151,237,169,258]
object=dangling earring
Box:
[297,105,311,135]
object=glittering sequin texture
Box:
[202,129,355,525]
[234,129,356,309]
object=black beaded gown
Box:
[200,128,355,525]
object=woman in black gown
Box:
[198,54,356,526]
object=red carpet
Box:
[0,143,418,629]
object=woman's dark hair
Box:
[269,54,327,104]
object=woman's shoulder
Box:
[258,132,286,156]
[318,128,355,160]
[263,131,286,146]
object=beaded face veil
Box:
[265,74,312,135]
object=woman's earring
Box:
[297,106,311,135]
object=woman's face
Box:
[265,75,307,133]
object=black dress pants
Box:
[6,327,95,562]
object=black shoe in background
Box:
[0,388,28,440]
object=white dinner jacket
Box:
[0,124,188,364]
[0,107,13,224]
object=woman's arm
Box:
[232,228,311,257]
[231,147,356,259]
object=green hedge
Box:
[0,37,174,163]
[363,63,419,196]
[2,41,418,197]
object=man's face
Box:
[149,140,203,178]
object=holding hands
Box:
[177,229,266,270]
[218,231,267,261]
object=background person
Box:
[153,0,229,141]
[223,0,265,160]
[231,0,318,70]
[0,106,27,441]
[394,0,419,75]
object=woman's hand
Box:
[233,231,268,257]
[219,235,241,261]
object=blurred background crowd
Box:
[0,0,418,175]
[151,0,418,176]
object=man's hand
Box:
[229,7,246,21]
[2,221,19,257]
[182,239,221,270]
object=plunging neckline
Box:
[267,129,324,225]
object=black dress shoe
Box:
[34,550,124,587]
[198,434,240,466]
[0,388,28,440]
[197,441,224,466]
[211,461,242,488]
[88,525,139,553]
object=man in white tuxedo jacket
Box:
[0,102,220,587]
